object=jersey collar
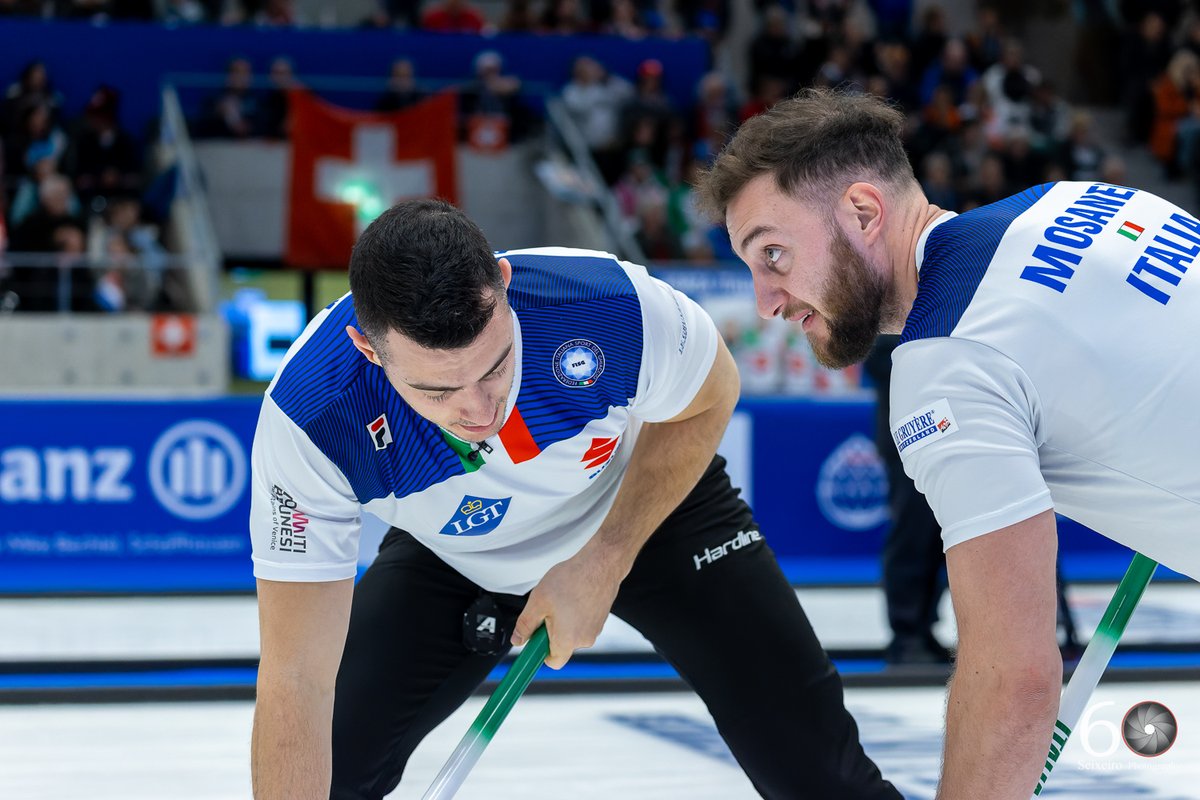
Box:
[915,211,957,273]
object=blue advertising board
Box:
[0,399,258,592]
[0,396,1138,593]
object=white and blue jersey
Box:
[890,182,1200,579]
[249,247,718,594]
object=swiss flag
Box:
[285,90,458,269]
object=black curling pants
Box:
[330,456,901,800]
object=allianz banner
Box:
[0,399,260,592]
[0,397,1119,592]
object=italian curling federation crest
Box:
[553,339,605,387]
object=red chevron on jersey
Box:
[581,436,619,470]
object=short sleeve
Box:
[622,264,719,422]
[249,396,363,581]
[889,338,1054,551]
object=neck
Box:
[882,189,946,334]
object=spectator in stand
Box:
[951,116,989,184]
[1120,11,1171,145]
[162,0,207,24]
[913,83,962,157]
[964,5,1003,73]
[421,0,486,33]
[602,0,646,39]
[919,37,978,107]
[377,0,421,29]
[498,0,536,31]
[1057,111,1106,182]
[748,5,801,96]
[376,59,425,112]
[869,0,912,42]
[613,149,666,223]
[10,173,82,252]
[873,40,918,111]
[4,101,67,183]
[981,39,1040,140]
[619,58,674,166]
[561,55,632,184]
[199,57,259,139]
[67,85,141,205]
[1149,49,1199,178]
[7,218,96,312]
[1028,79,1072,154]
[94,231,134,312]
[962,150,1009,210]
[909,3,948,78]
[739,74,788,123]
[692,71,737,160]
[3,60,62,138]
[0,0,47,16]
[1001,127,1047,188]
[10,143,79,226]
[634,193,684,261]
[670,159,717,262]
[254,0,297,25]
[539,0,586,34]
[259,57,298,139]
[919,150,957,211]
[459,50,527,143]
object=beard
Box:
[809,225,894,370]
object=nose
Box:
[753,279,785,320]
[458,383,495,424]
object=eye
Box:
[485,363,508,381]
[764,246,783,269]
[425,391,449,403]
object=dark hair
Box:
[348,198,504,354]
[695,88,916,222]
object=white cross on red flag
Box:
[285,90,459,269]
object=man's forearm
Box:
[937,658,1061,800]
[582,392,735,576]
[251,675,336,800]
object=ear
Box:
[345,325,382,366]
[497,256,513,289]
[842,182,886,246]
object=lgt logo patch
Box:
[440,495,511,536]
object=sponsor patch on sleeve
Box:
[891,398,959,456]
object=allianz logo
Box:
[0,447,133,502]
[0,419,248,521]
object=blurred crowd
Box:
[1117,1,1200,205]
[0,0,729,38]
[0,60,181,313]
[561,2,1129,268]
[8,0,1200,314]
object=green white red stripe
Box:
[1118,221,1144,241]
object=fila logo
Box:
[476,616,496,634]
[582,436,619,470]
[368,414,393,450]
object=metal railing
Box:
[0,251,201,314]
[542,98,648,264]
[158,84,223,310]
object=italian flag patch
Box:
[1118,221,1144,241]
